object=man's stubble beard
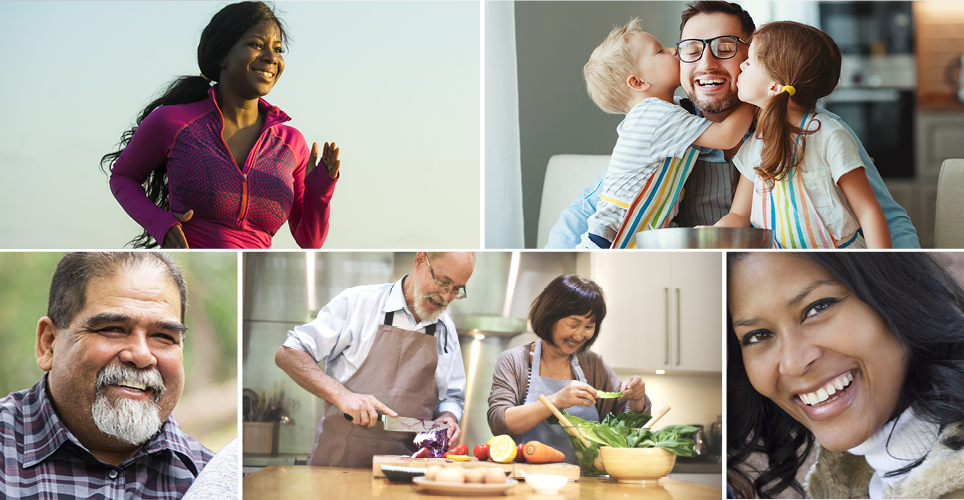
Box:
[687,86,741,115]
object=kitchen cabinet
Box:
[588,252,722,373]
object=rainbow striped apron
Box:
[607,147,700,249]
[750,167,864,249]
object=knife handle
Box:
[344,413,382,422]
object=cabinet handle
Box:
[664,287,670,365]
[676,288,681,366]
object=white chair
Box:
[536,155,610,248]
[935,159,964,248]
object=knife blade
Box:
[342,413,450,432]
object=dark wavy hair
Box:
[100,1,288,248]
[727,252,964,498]
[529,275,607,353]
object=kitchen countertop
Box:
[243,465,722,499]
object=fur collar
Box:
[805,421,964,498]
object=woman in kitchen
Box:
[487,274,652,465]
[101,1,339,249]
[727,252,964,499]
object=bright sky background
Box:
[0,1,480,249]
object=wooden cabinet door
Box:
[588,252,672,371]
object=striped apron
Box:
[751,168,864,249]
[607,147,701,249]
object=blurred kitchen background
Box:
[486,1,964,248]
[241,251,723,484]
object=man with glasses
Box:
[546,0,919,248]
[276,252,475,467]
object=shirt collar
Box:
[206,84,291,129]
[21,375,203,474]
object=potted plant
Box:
[242,384,299,455]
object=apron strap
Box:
[383,311,445,352]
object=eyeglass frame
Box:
[424,254,467,299]
[675,35,749,63]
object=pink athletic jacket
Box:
[110,86,336,248]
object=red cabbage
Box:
[413,429,449,458]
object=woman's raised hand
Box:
[549,381,598,409]
[619,375,646,402]
[308,141,341,178]
[162,209,194,249]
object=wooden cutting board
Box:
[372,455,581,481]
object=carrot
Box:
[522,441,566,464]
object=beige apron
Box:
[309,309,441,467]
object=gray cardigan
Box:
[486,342,652,438]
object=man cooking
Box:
[545,0,920,249]
[276,252,475,467]
[0,252,213,499]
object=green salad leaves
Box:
[547,410,700,475]
[595,390,624,399]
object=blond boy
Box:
[578,18,753,248]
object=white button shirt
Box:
[283,275,466,419]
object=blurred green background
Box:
[0,252,238,452]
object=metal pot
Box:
[635,227,774,249]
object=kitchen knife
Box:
[343,413,450,432]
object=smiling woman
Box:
[726,252,964,499]
[487,275,652,466]
[101,1,340,249]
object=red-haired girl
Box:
[714,21,891,249]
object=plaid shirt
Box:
[0,376,214,500]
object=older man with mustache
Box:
[0,252,213,499]
[546,0,919,248]
[276,252,476,467]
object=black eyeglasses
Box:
[425,255,467,299]
[675,35,748,63]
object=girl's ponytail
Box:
[750,21,842,185]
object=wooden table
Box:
[243,465,722,500]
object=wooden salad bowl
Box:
[598,447,676,484]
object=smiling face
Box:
[728,253,909,452]
[632,32,681,94]
[218,20,285,100]
[547,313,597,356]
[408,253,474,323]
[680,12,749,117]
[737,43,778,108]
[38,264,185,451]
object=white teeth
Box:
[255,70,274,78]
[698,78,725,85]
[799,371,854,406]
[117,380,147,391]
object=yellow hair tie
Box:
[199,73,212,83]
[782,85,796,96]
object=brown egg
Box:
[435,467,465,483]
[424,465,443,481]
[465,468,486,483]
[484,468,508,484]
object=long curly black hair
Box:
[100,2,288,248]
[727,252,964,498]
